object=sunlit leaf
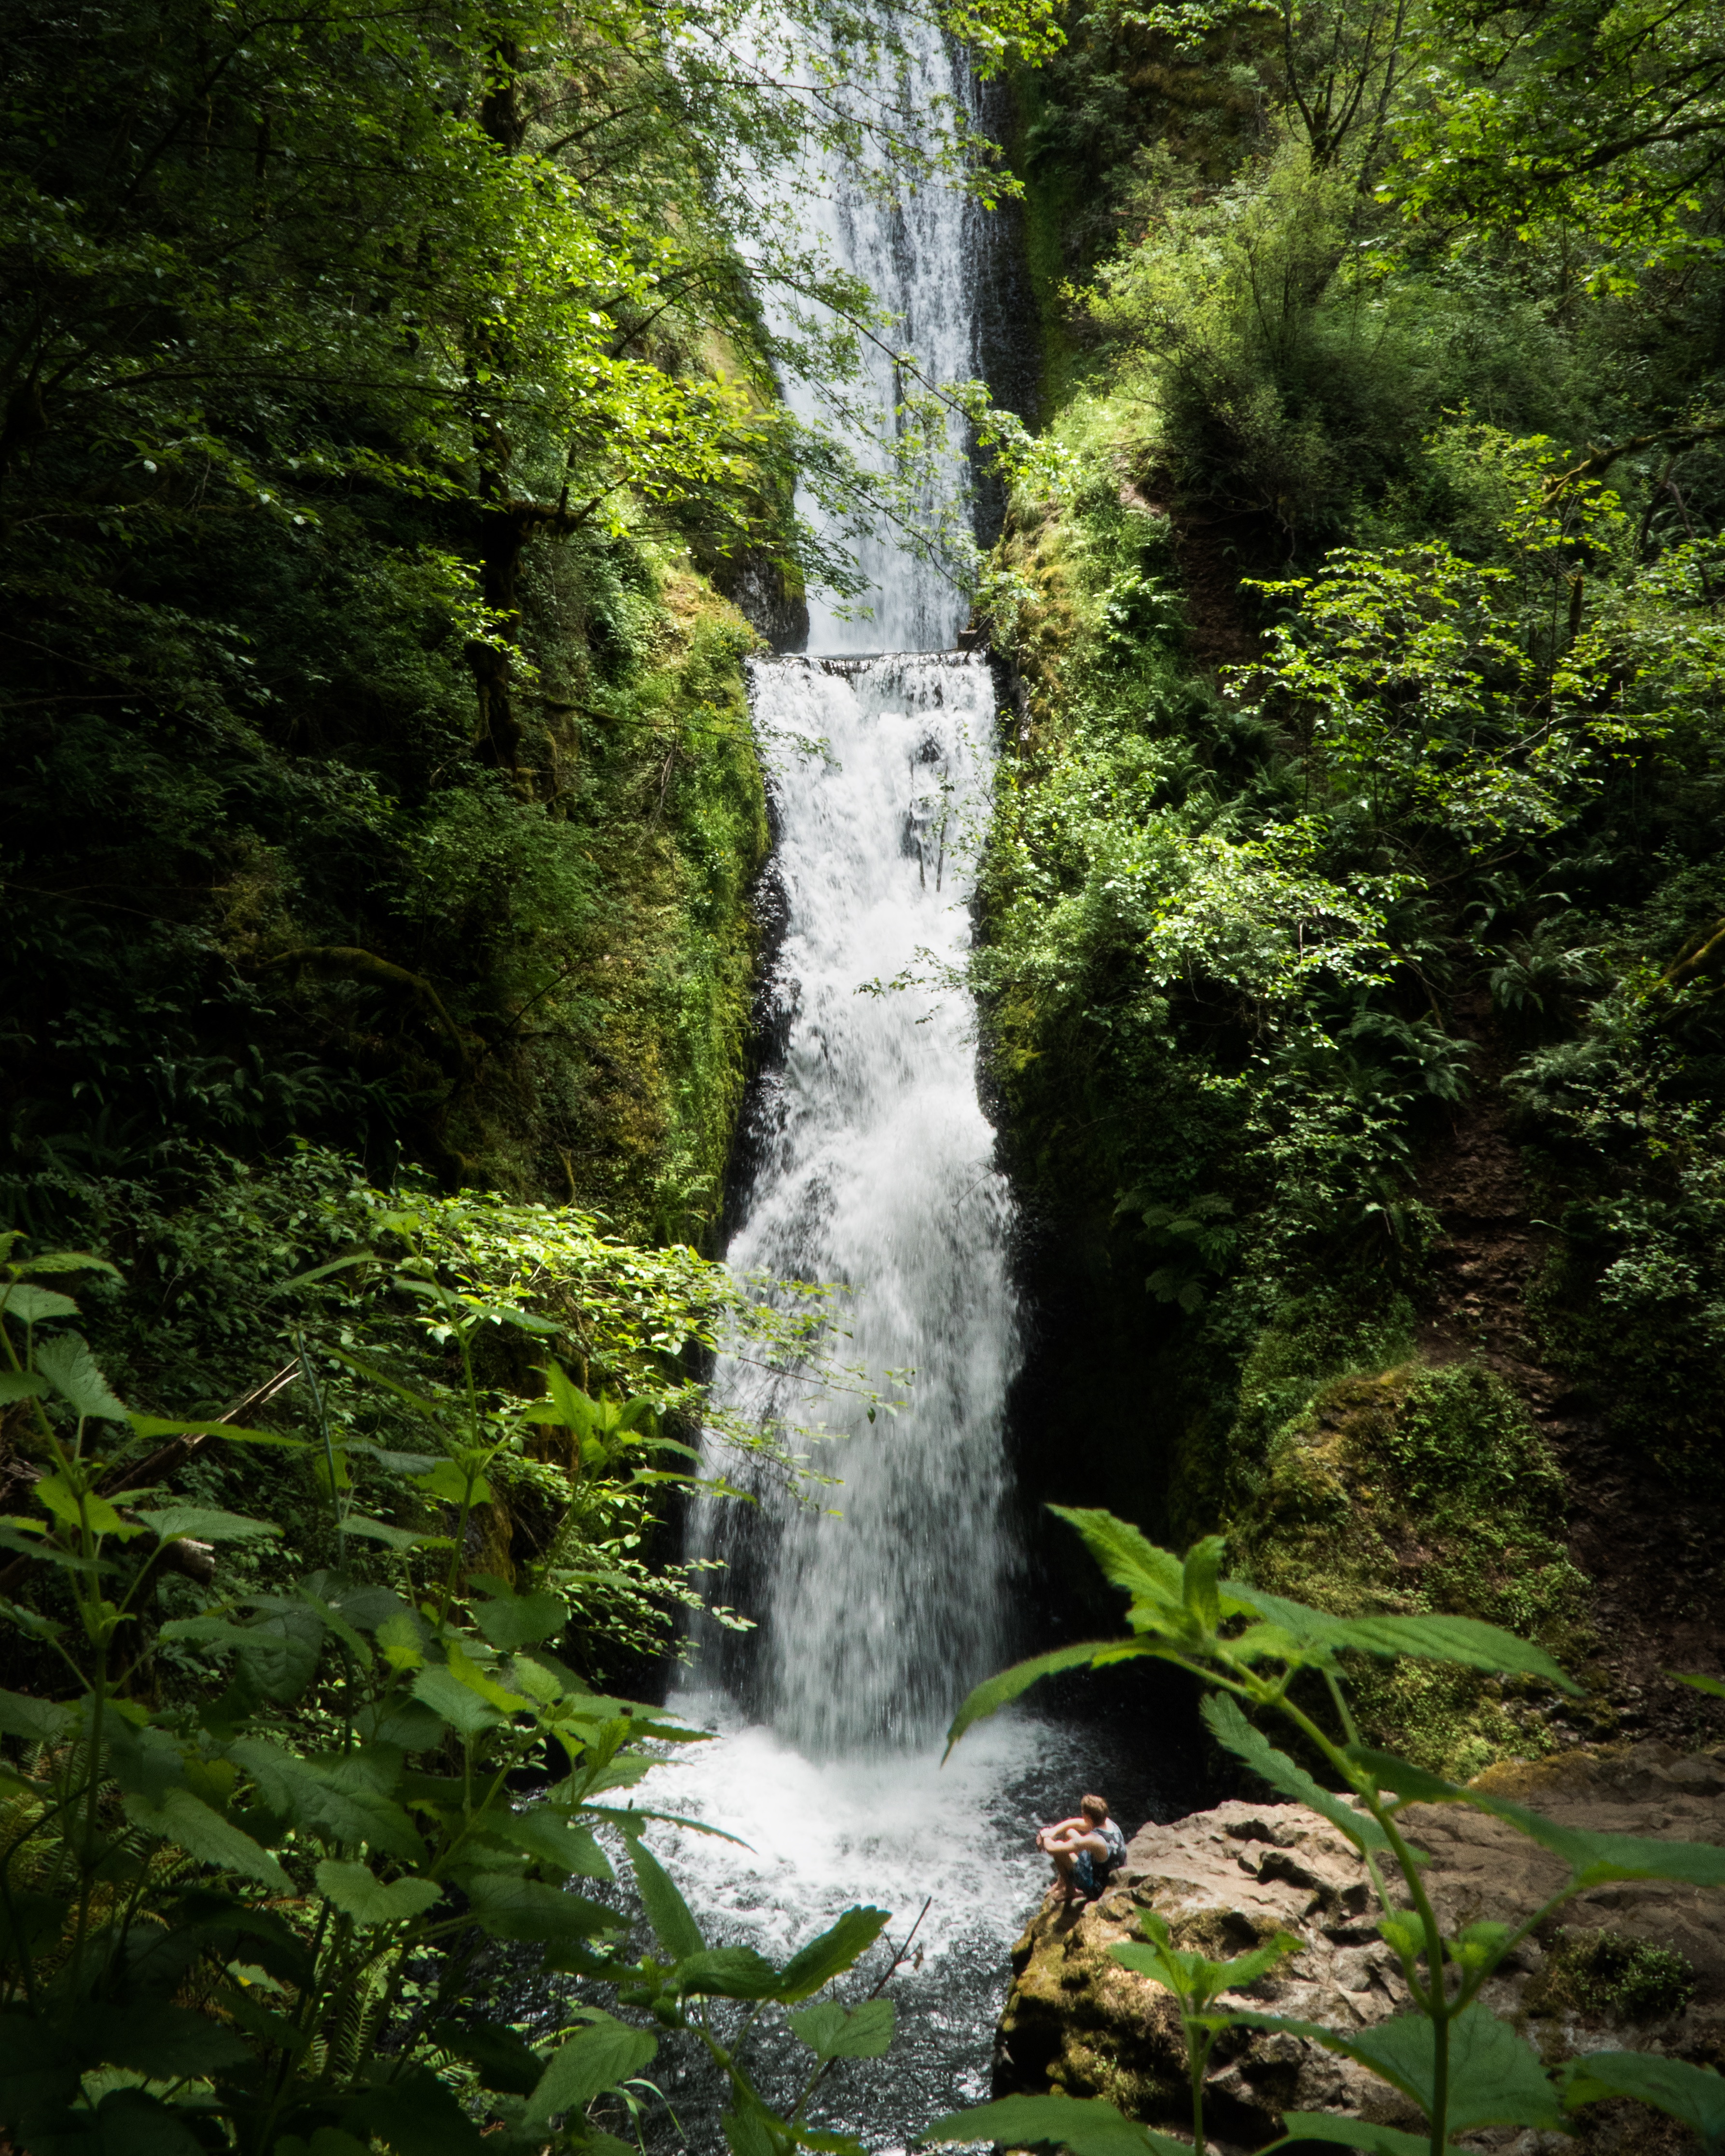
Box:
[944,1641,1147,1756]
[788,1998,895,2059]
[314,1858,443,1927]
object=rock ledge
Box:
[994,1743,1725,2148]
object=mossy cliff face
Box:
[997,1749,1725,2150]
[5,522,769,1248]
[1227,1361,1591,1776]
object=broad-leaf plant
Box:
[924,1506,1725,2156]
[0,1237,898,2154]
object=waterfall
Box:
[676,0,1020,1750]
[626,22,1108,2147]
[763,8,990,652]
[699,650,1018,1752]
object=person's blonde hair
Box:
[1080,1794,1109,1823]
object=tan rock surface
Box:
[993,1742,1725,2150]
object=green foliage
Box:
[943,1514,1725,2156]
[0,1244,908,2154]
[1389,0,1725,278]
[1227,1361,1588,1773]
[976,43,1725,1601]
[0,0,1061,1224]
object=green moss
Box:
[424,541,768,1244]
[1005,71,1088,418]
[1528,1930,1697,2024]
[1229,1360,1590,1774]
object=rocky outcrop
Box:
[994,1743,1725,2149]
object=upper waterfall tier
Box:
[763,17,988,655]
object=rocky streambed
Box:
[993,1741,1725,2149]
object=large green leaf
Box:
[944,1641,1145,1756]
[167,1606,328,1704]
[1358,2006,1563,2131]
[227,1738,423,1859]
[673,1945,786,1998]
[0,1689,74,1742]
[787,1999,895,2060]
[489,1805,614,1880]
[35,1335,128,1421]
[134,1506,280,1543]
[627,1835,705,1958]
[1232,1590,1578,1693]
[314,1858,443,1927]
[1203,1695,1392,1854]
[1351,1748,1725,1889]
[1229,2004,1563,2132]
[345,1514,454,1552]
[919,2093,1188,2155]
[14,1251,120,1278]
[123,1785,290,1890]
[1273,2114,1469,2156]
[523,2014,659,2130]
[776,1904,892,1999]
[127,1413,310,1450]
[1,1285,80,1325]
[32,1471,141,1540]
[462,1876,627,1943]
[470,1587,569,1649]
[1564,2051,1725,2153]
[411,1663,506,1737]
[533,1359,597,1439]
[1048,1508,1187,1610]
[411,1456,492,1506]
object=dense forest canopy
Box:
[977,0,1725,1764]
[0,0,1050,1235]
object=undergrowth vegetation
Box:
[979,0,1725,1771]
[0,1234,897,2154]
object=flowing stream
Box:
[629,18,1175,2148]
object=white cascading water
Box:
[699,650,1018,1754]
[628,16,1166,2149]
[763,8,987,651]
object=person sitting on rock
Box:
[1036,1794,1127,1906]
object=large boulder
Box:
[993,1742,1725,2149]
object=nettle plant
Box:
[924,1507,1725,2156]
[0,1238,900,2155]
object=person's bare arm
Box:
[1046,1825,1107,1857]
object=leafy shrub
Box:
[0,1232,896,2154]
[935,1511,1725,2156]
